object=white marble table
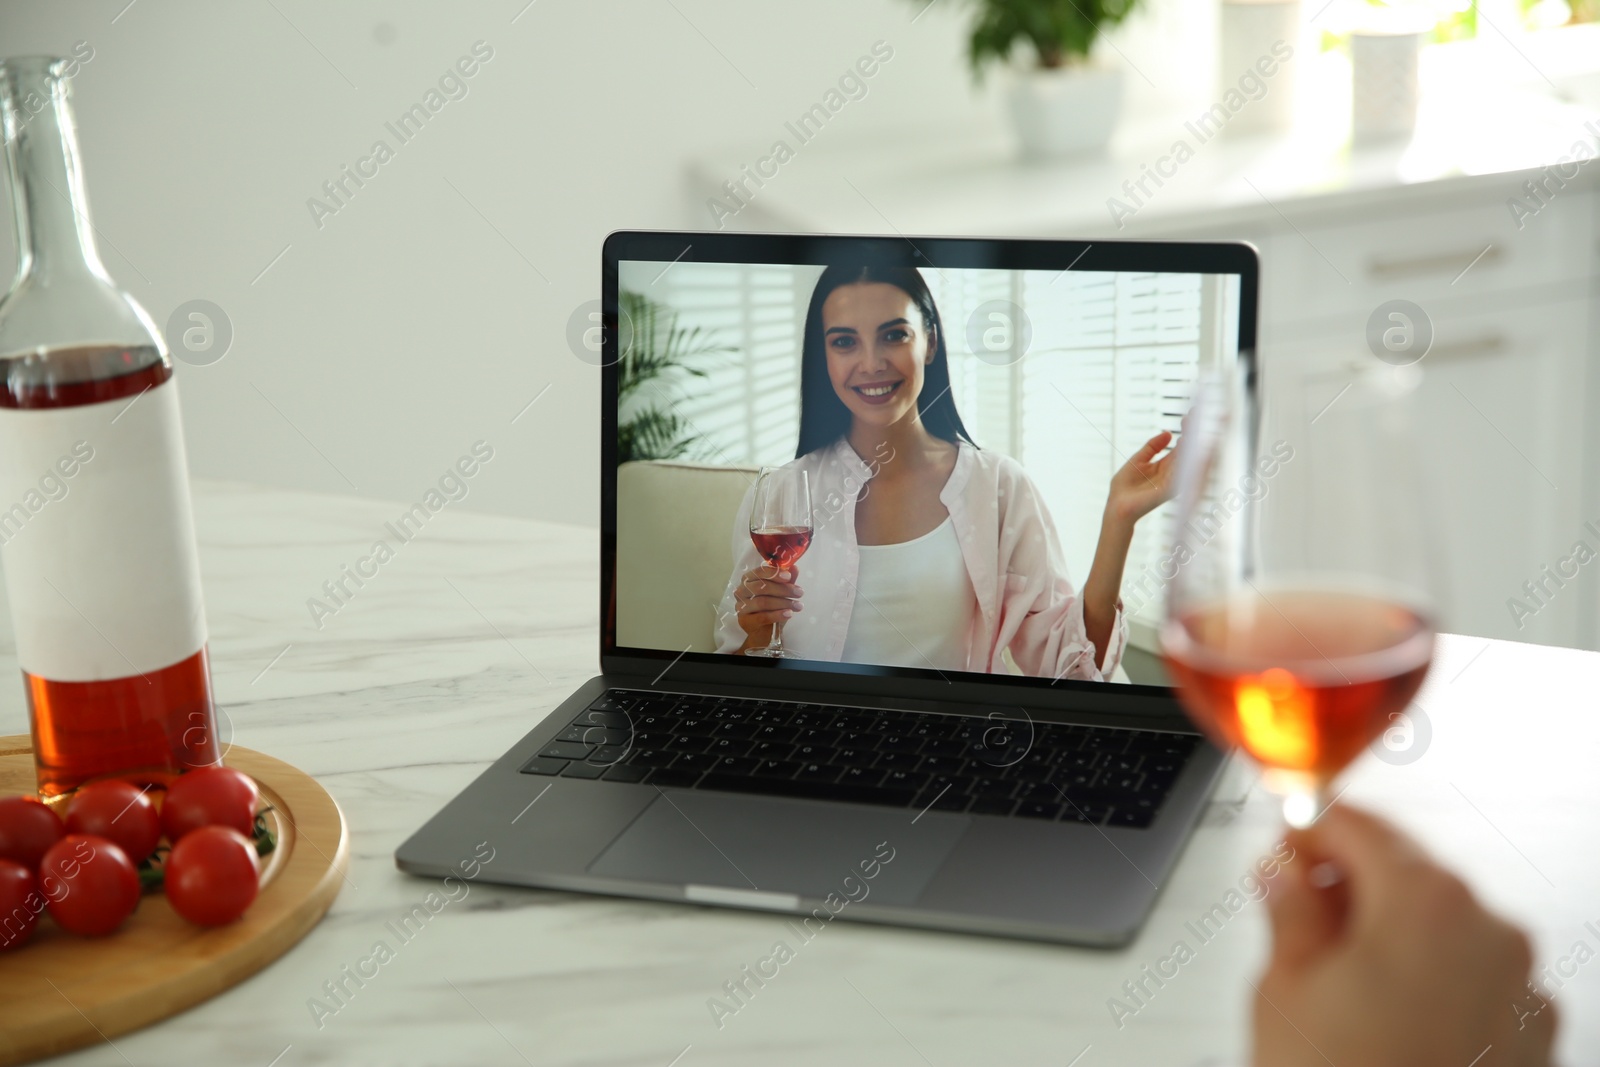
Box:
[1,479,1596,1066]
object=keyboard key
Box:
[625,749,676,768]
[834,730,880,750]
[559,724,615,744]
[561,761,607,779]
[922,739,967,758]
[873,751,922,771]
[795,762,845,783]
[749,741,795,761]
[671,752,719,773]
[1063,802,1113,825]
[1016,801,1063,820]
[1109,807,1156,828]
[601,764,651,783]
[578,709,630,727]
[521,757,567,776]
[666,734,711,754]
[882,769,929,792]
[706,737,754,758]
[713,722,760,740]
[713,756,760,775]
[588,745,627,765]
[839,766,885,788]
[1103,772,1145,795]
[920,755,967,775]
[834,749,878,768]
[753,725,799,744]
[539,741,593,761]
[878,735,920,753]
[1079,732,1129,754]
[753,759,803,778]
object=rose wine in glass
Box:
[746,467,812,659]
[1161,362,1438,827]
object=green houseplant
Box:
[962,0,1144,74]
[616,290,731,464]
[937,0,1145,159]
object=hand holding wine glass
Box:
[743,467,813,658]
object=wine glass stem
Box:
[767,618,784,655]
[1282,780,1335,829]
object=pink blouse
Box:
[714,438,1127,682]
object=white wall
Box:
[0,0,1215,527]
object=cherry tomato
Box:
[40,834,139,937]
[0,795,65,871]
[161,766,260,843]
[65,781,161,865]
[0,858,41,951]
[164,825,259,927]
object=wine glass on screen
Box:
[1160,360,1438,828]
[746,466,813,659]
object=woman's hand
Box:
[733,562,803,651]
[1105,429,1178,528]
[1253,804,1556,1067]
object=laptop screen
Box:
[604,234,1256,693]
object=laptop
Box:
[396,231,1257,946]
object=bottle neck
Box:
[2,59,108,287]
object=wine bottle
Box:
[0,56,219,798]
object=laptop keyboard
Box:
[519,689,1201,829]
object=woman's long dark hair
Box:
[795,264,977,459]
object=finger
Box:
[1261,832,1343,974]
[738,580,805,600]
[740,596,802,615]
[1130,430,1174,462]
[745,572,806,588]
[741,608,796,629]
[1299,803,1434,936]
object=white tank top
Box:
[842,517,977,671]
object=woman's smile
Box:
[852,379,904,404]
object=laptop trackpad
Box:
[588,791,968,907]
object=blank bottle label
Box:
[0,378,207,680]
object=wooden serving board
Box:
[0,737,349,1066]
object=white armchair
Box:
[615,460,757,654]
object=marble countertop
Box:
[2,479,1597,1066]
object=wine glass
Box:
[746,466,814,659]
[1160,359,1438,828]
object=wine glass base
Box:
[743,647,790,658]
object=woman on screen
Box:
[713,264,1177,681]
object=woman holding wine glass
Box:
[714,263,1177,677]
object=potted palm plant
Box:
[616,290,731,463]
[948,0,1145,160]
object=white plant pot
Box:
[1006,64,1125,162]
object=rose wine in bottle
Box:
[0,57,219,799]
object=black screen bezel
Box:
[600,230,1259,722]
